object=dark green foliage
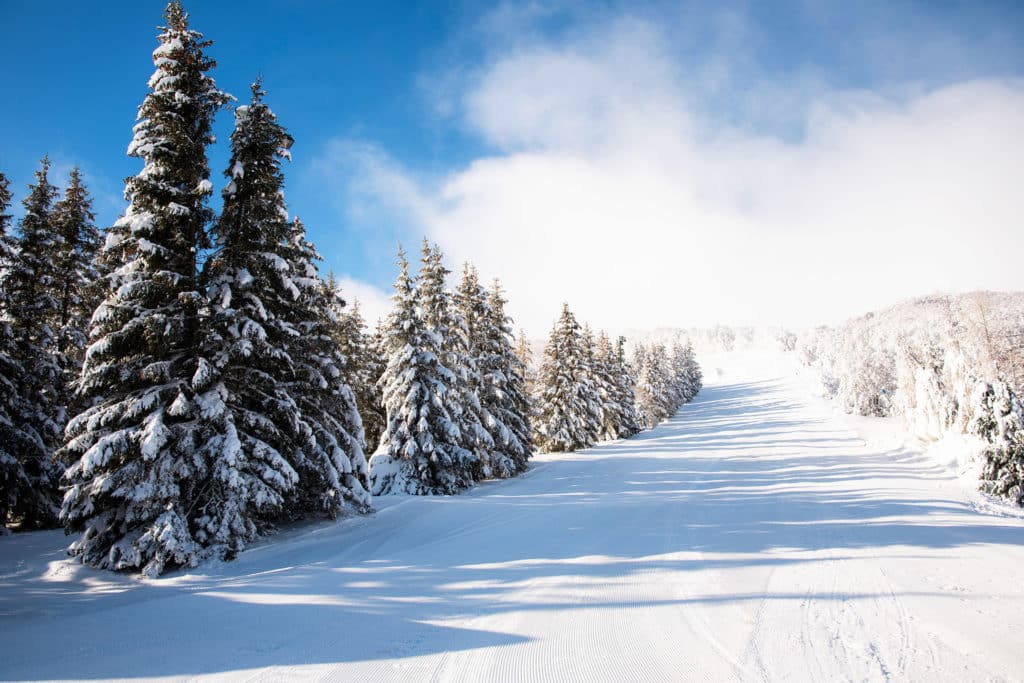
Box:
[60,2,232,576]
[0,159,63,529]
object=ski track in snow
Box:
[2,351,1022,682]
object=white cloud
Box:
[327,13,1024,337]
[336,276,393,328]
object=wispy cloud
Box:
[318,3,1024,336]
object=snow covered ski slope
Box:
[2,353,1022,681]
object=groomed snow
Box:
[2,351,1022,681]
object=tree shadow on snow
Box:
[2,378,1022,679]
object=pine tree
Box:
[371,247,472,495]
[1,170,58,530]
[515,330,536,396]
[611,336,642,438]
[535,304,598,453]
[197,80,313,553]
[361,318,388,453]
[280,218,370,516]
[972,380,1024,505]
[329,278,384,453]
[481,279,533,475]
[673,338,702,404]
[634,342,674,428]
[0,158,64,528]
[452,262,496,479]
[60,2,232,576]
[579,324,604,445]
[593,332,624,440]
[51,168,103,411]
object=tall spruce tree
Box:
[452,262,497,478]
[280,218,370,516]
[371,247,472,495]
[197,80,310,552]
[1,169,60,530]
[593,331,623,440]
[515,330,535,396]
[535,304,598,453]
[481,279,533,475]
[51,168,102,410]
[331,291,386,455]
[579,324,604,445]
[1,158,64,527]
[60,2,232,576]
[611,336,642,438]
[421,245,489,480]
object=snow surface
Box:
[2,351,1023,681]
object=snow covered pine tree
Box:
[279,217,370,516]
[535,304,601,452]
[0,159,64,528]
[481,279,534,475]
[198,80,313,554]
[371,247,474,494]
[60,2,232,576]
[51,168,102,416]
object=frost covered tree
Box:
[370,247,473,495]
[60,2,232,576]
[535,304,600,453]
[197,80,314,552]
[1,169,60,530]
[515,330,536,396]
[330,284,385,454]
[633,343,674,428]
[478,279,533,476]
[279,218,370,516]
[451,262,497,478]
[971,381,1024,506]
[611,336,643,438]
[594,331,641,440]
[51,168,102,409]
[670,337,702,405]
[0,158,64,527]
[579,325,605,445]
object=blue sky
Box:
[2,1,1023,332]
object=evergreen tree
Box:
[579,324,604,445]
[362,319,388,453]
[972,380,1024,505]
[611,336,642,438]
[329,280,384,453]
[535,304,598,453]
[634,343,674,428]
[675,338,702,403]
[593,331,625,440]
[419,244,487,481]
[280,218,370,516]
[0,158,64,528]
[197,81,314,553]
[60,2,232,576]
[1,170,59,530]
[371,247,473,495]
[51,168,103,409]
[452,262,496,478]
[515,330,536,396]
[481,279,533,475]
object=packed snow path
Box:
[2,354,1023,682]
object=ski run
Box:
[2,351,1022,682]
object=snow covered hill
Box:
[2,352,1022,681]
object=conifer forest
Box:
[2,3,1022,681]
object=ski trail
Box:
[1,351,1023,681]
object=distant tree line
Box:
[798,293,1024,506]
